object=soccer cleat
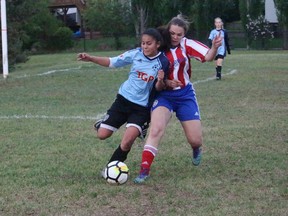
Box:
[138,122,149,140]
[93,114,108,131]
[133,168,150,184]
[93,119,103,131]
[216,71,221,80]
[134,174,149,184]
[192,148,202,166]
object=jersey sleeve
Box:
[208,30,215,40]
[162,55,170,79]
[185,38,209,62]
[224,29,231,54]
[109,48,139,68]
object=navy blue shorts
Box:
[215,54,225,60]
[152,84,200,121]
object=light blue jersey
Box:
[209,29,226,56]
[109,48,169,107]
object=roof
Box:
[49,0,86,11]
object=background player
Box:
[77,28,169,175]
[134,14,222,184]
[208,17,231,80]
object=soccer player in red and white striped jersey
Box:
[134,14,222,184]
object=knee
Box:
[188,136,203,148]
[120,139,134,151]
[123,136,135,147]
[149,125,165,139]
[96,129,112,140]
[97,133,107,140]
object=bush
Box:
[47,27,74,50]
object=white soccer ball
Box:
[103,161,129,185]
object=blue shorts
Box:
[152,84,201,121]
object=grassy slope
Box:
[0,50,287,216]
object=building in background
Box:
[49,0,86,36]
[265,0,278,23]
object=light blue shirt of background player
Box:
[209,29,226,56]
[109,47,169,107]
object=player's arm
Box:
[205,31,222,61]
[224,30,231,54]
[77,53,110,67]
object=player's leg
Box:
[107,101,150,163]
[145,106,171,148]
[134,106,172,184]
[176,93,202,166]
[107,126,139,163]
[96,127,114,140]
[93,113,114,139]
[181,120,203,166]
[94,94,127,140]
[216,56,224,80]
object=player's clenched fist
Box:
[77,53,91,61]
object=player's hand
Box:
[77,53,91,62]
[157,70,165,81]
[212,31,222,49]
[165,79,183,88]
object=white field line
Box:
[0,114,105,121]
[14,66,83,79]
[193,69,237,85]
[0,69,237,121]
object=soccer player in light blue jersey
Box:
[208,17,231,80]
[77,28,169,171]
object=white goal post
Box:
[1,0,8,78]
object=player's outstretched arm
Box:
[205,31,222,61]
[77,53,110,67]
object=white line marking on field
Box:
[193,69,237,85]
[37,66,82,76]
[14,66,83,79]
[0,113,106,121]
[1,69,237,121]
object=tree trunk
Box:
[133,5,147,40]
[283,25,288,50]
[139,7,147,35]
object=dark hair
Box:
[167,14,190,34]
[142,28,163,43]
[157,26,172,52]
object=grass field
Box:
[0,50,287,216]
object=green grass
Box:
[0,50,287,215]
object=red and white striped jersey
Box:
[165,37,209,89]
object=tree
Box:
[83,0,241,45]
[1,0,68,71]
[84,0,133,49]
[239,0,265,48]
[246,14,274,49]
[274,0,288,49]
[130,0,153,38]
